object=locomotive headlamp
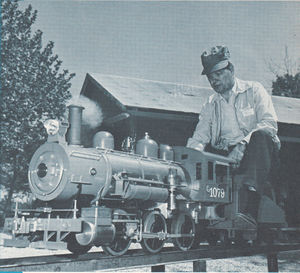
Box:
[44,119,59,135]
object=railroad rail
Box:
[1,243,300,272]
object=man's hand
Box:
[228,142,246,168]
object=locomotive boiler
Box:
[4,105,287,255]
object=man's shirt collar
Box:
[217,79,237,102]
[235,78,249,93]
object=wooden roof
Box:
[81,73,300,125]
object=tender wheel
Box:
[102,209,132,256]
[67,233,92,255]
[234,231,250,247]
[140,211,167,254]
[207,230,218,246]
[219,230,231,247]
[171,213,195,251]
[257,226,275,246]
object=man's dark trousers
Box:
[235,130,280,219]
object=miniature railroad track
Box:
[1,243,300,272]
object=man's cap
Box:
[201,46,230,75]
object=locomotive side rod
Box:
[1,243,300,272]
[142,232,194,239]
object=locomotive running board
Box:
[4,238,67,250]
[269,227,300,243]
[30,241,67,250]
[270,227,300,232]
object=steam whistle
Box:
[122,135,136,153]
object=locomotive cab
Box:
[174,146,232,204]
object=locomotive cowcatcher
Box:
[4,105,287,255]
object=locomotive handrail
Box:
[70,151,102,161]
[215,160,231,167]
[112,219,140,223]
[124,176,188,189]
[13,208,78,213]
[125,176,167,186]
[95,147,181,165]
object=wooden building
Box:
[80,73,300,225]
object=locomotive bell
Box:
[93,131,114,149]
[136,132,158,158]
[159,144,174,161]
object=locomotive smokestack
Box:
[67,105,84,145]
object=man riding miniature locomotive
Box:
[3,46,289,255]
[187,45,283,226]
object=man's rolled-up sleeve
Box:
[186,102,212,151]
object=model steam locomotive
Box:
[4,105,286,255]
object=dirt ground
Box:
[1,233,300,272]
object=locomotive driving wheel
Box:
[102,209,132,256]
[171,213,195,251]
[140,211,167,254]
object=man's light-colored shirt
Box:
[219,82,244,149]
[186,78,279,151]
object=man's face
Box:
[207,68,235,94]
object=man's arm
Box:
[229,83,278,164]
[186,101,212,151]
[242,82,278,144]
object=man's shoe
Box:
[234,212,257,229]
[248,186,256,192]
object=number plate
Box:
[206,185,226,199]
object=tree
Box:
[269,46,300,98]
[0,0,75,219]
[272,73,300,98]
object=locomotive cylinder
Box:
[75,221,115,246]
[124,184,169,202]
[67,105,84,145]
